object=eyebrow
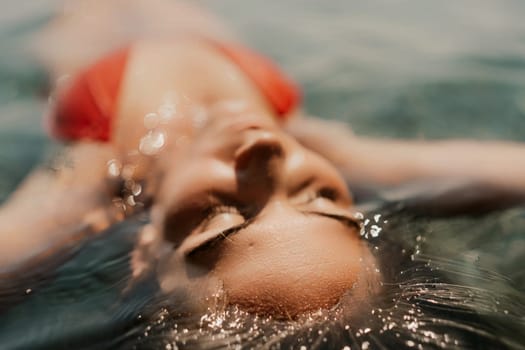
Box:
[302,211,361,230]
[186,218,254,258]
[186,211,360,258]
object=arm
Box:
[32,0,234,77]
[0,143,120,271]
[287,116,525,190]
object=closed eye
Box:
[199,205,245,232]
[185,218,254,257]
[185,210,360,258]
[164,191,247,245]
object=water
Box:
[206,0,525,140]
[0,0,524,349]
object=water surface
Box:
[0,1,524,349]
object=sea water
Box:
[0,1,524,349]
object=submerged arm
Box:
[287,116,525,191]
[0,143,119,271]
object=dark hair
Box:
[2,202,522,350]
[123,208,525,350]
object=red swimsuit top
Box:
[49,42,301,142]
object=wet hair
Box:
[123,207,525,350]
[1,192,523,350]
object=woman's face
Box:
[153,108,379,318]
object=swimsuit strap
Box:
[49,47,130,142]
[211,41,301,118]
[49,42,300,142]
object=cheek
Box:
[211,225,374,318]
[158,157,227,202]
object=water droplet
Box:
[107,159,122,177]
[370,225,382,237]
[144,112,160,129]
[374,214,381,223]
[139,130,167,155]
[126,195,136,206]
[131,183,142,196]
[406,321,419,331]
[25,288,32,294]
[342,346,351,350]
[158,102,176,122]
[362,341,370,350]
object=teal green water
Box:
[0,1,524,349]
[206,0,525,140]
[2,0,525,200]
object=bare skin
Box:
[1,0,525,318]
[152,108,379,318]
[286,117,525,190]
[32,0,234,77]
[0,36,278,270]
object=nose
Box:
[234,129,285,187]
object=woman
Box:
[2,34,376,317]
[0,1,524,348]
